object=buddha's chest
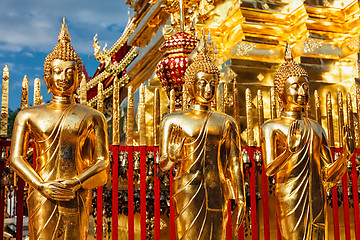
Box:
[31,110,85,142]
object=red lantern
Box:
[156,31,197,108]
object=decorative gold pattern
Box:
[303,38,324,54]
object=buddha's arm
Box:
[77,113,110,189]
[261,124,291,176]
[159,117,177,171]
[9,112,43,190]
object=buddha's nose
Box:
[205,82,211,92]
[299,85,305,95]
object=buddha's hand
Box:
[57,178,82,192]
[38,181,75,201]
[232,198,245,236]
[343,125,355,159]
[167,126,185,161]
[287,120,302,153]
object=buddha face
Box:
[283,76,309,110]
[50,59,78,96]
[193,72,218,104]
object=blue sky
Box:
[0,0,130,110]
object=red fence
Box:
[0,144,359,239]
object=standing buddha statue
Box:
[260,43,354,239]
[159,45,245,239]
[9,18,110,240]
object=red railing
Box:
[1,144,359,240]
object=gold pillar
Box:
[153,88,160,147]
[337,91,344,148]
[80,73,87,105]
[97,82,104,113]
[246,88,254,146]
[138,84,146,146]
[126,86,134,146]
[170,89,175,113]
[0,65,9,138]
[112,76,120,146]
[315,90,321,125]
[270,87,277,119]
[326,92,335,147]
[33,78,42,106]
[21,75,29,110]
[257,89,264,127]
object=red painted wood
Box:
[351,151,360,239]
[248,147,258,240]
[170,169,175,240]
[227,202,232,240]
[110,146,119,240]
[260,149,270,240]
[140,147,146,240]
[15,178,24,240]
[127,147,134,240]
[0,161,5,240]
[96,186,103,240]
[153,147,161,240]
[331,148,340,240]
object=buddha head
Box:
[274,43,309,111]
[184,49,220,105]
[43,18,82,97]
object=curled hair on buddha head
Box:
[183,35,220,99]
[43,17,83,93]
[273,42,308,104]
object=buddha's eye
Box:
[53,67,62,74]
[66,68,74,76]
[302,83,309,91]
[291,83,298,90]
[199,80,206,86]
[210,81,216,86]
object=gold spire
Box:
[58,17,71,42]
[284,42,293,62]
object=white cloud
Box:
[0,0,130,55]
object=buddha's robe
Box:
[262,118,344,240]
[161,111,245,240]
[14,104,107,240]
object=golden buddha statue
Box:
[159,47,245,239]
[260,43,354,240]
[9,18,110,240]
